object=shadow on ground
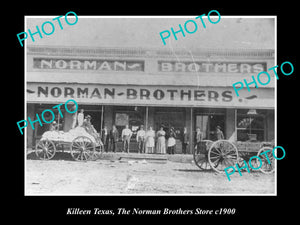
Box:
[174,168,214,173]
[27,152,74,161]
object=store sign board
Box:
[26,83,274,108]
[158,61,267,73]
[33,58,144,71]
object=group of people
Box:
[136,125,178,154]
[101,124,225,154]
[50,108,225,154]
[100,125,178,154]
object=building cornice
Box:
[27,45,275,59]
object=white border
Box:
[24,15,277,196]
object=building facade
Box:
[26,46,275,153]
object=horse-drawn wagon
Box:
[35,126,103,161]
[193,139,275,174]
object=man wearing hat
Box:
[109,125,119,153]
[49,121,58,131]
[83,115,100,142]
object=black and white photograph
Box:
[23,15,277,196]
[11,2,300,220]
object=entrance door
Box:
[112,106,145,152]
[154,108,185,137]
[155,112,184,133]
[195,111,225,141]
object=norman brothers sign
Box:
[158,61,267,73]
[27,84,274,108]
[33,58,144,71]
[33,58,266,74]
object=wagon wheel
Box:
[193,140,213,170]
[35,139,56,160]
[70,136,95,161]
[208,140,238,173]
[257,147,275,174]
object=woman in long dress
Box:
[145,126,155,154]
[156,127,166,154]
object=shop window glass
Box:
[236,109,265,142]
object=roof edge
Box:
[27,45,275,59]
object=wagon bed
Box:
[35,127,103,161]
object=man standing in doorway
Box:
[136,125,146,153]
[181,127,189,154]
[122,125,132,153]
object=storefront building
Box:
[26,46,275,153]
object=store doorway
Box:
[154,107,185,138]
[195,109,225,141]
[113,106,146,152]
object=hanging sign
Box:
[26,83,274,108]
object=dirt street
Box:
[25,156,275,195]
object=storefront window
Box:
[236,109,266,142]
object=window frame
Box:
[236,109,267,142]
